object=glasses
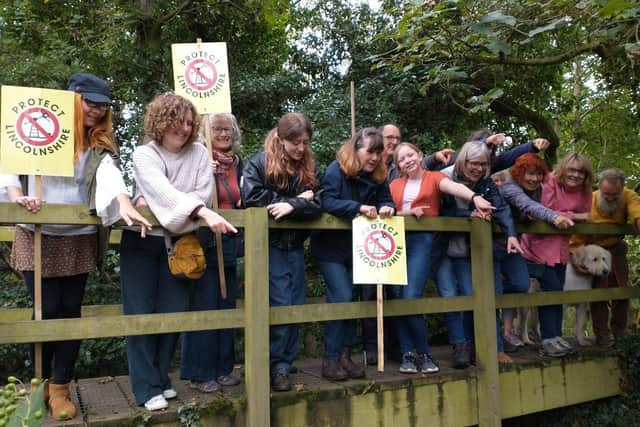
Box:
[567,167,587,176]
[383,135,401,140]
[467,160,489,169]
[83,98,111,111]
[212,126,232,134]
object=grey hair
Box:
[453,140,492,180]
[210,112,242,153]
[599,168,625,186]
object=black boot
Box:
[322,358,348,381]
[339,349,365,379]
[452,342,470,369]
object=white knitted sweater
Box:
[133,141,213,236]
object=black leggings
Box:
[23,271,88,384]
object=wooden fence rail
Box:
[0,203,637,426]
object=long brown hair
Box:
[264,112,317,190]
[73,93,116,158]
[337,127,386,183]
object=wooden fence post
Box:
[244,207,271,427]
[470,217,501,426]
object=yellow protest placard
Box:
[352,216,407,285]
[0,86,75,176]
[171,42,231,114]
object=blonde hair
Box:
[143,93,201,146]
[554,153,594,190]
[73,93,116,159]
[337,127,386,183]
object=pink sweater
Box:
[520,173,592,266]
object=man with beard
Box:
[571,168,640,347]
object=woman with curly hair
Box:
[310,128,395,381]
[516,153,592,357]
[180,113,244,392]
[242,112,322,392]
[121,93,236,411]
[0,73,151,420]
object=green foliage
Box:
[375,0,640,162]
[2,378,45,427]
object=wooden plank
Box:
[470,218,500,427]
[243,208,271,427]
[0,308,245,344]
[0,203,244,229]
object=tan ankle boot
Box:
[48,383,76,420]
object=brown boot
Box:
[48,383,76,420]
[321,358,348,381]
[339,349,365,379]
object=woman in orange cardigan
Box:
[389,143,493,374]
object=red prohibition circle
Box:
[363,230,396,261]
[184,58,218,91]
[16,107,60,147]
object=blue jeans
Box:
[494,250,531,323]
[318,260,358,359]
[269,246,305,376]
[120,231,191,405]
[537,264,566,340]
[437,254,512,352]
[436,256,474,345]
[180,246,237,382]
[387,232,433,354]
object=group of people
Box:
[2,73,639,416]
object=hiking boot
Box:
[339,349,365,378]
[555,337,577,355]
[190,379,219,393]
[271,373,291,392]
[399,352,418,374]
[503,339,519,354]
[322,358,348,381]
[596,335,614,348]
[503,331,524,347]
[540,338,568,358]
[364,350,377,366]
[416,353,440,374]
[452,342,470,369]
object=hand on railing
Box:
[15,196,44,213]
[552,214,574,229]
[116,194,152,238]
[267,202,294,220]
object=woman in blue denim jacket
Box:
[310,128,395,381]
[436,140,526,368]
[242,112,322,392]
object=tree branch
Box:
[463,40,612,66]
[490,96,560,162]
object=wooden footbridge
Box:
[0,204,637,426]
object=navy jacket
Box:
[310,160,394,262]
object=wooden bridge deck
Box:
[40,340,619,427]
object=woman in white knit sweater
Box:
[120,93,235,411]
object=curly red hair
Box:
[510,153,549,185]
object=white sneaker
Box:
[554,337,577,354]
[144,394,168,411]
[163,388,177,399]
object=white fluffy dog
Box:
[564,244,612,346]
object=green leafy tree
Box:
[375,0,640,163]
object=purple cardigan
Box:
[500,180,558,225]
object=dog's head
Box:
[570,244,612,277]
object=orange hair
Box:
[264,113,318,190]
[73,93,116,158]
